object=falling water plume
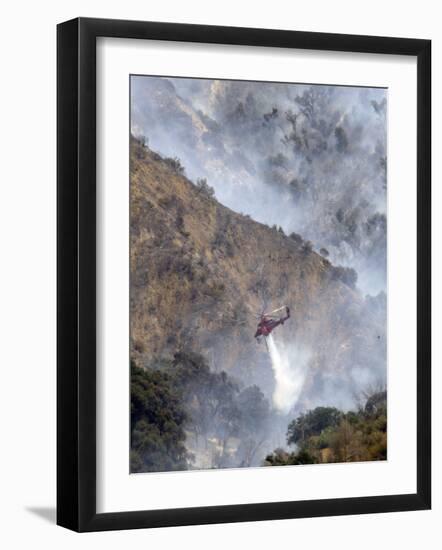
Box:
[267,334,309,413]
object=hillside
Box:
[130,136,386,410]
[131,77,388,297]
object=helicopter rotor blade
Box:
[264,305,287,315]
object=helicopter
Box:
[254,305,290,349]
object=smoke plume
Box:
[131,76,387,296]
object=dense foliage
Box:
[287,406,342,446]
[131,352,271,472]
[265,391,387,466]
[130,362,189,473]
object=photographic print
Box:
[129,76,387,474]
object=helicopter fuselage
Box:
[254,307,290,339]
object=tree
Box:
[289,231,303,245]
[236,385,270,467]
[301,240,313,255]
[266,391,387,466]
[364,390,387,416]
[287,407,342,446]
[169,352,274,468]
[263,107,278,123]
[329,419,355,462]
[164,156,185,174]
[170,352,240,460]
[330,265,358,289]
[334,126,348,153]
[195,177,215,198]
[130,361,189,473]
[264,448,315,466]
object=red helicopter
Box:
[254,306,290,347]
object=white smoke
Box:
[267,334,310,413]
[131,76,387,296]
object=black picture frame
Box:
[57,17,431,532]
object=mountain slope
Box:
[130,136,386,410]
